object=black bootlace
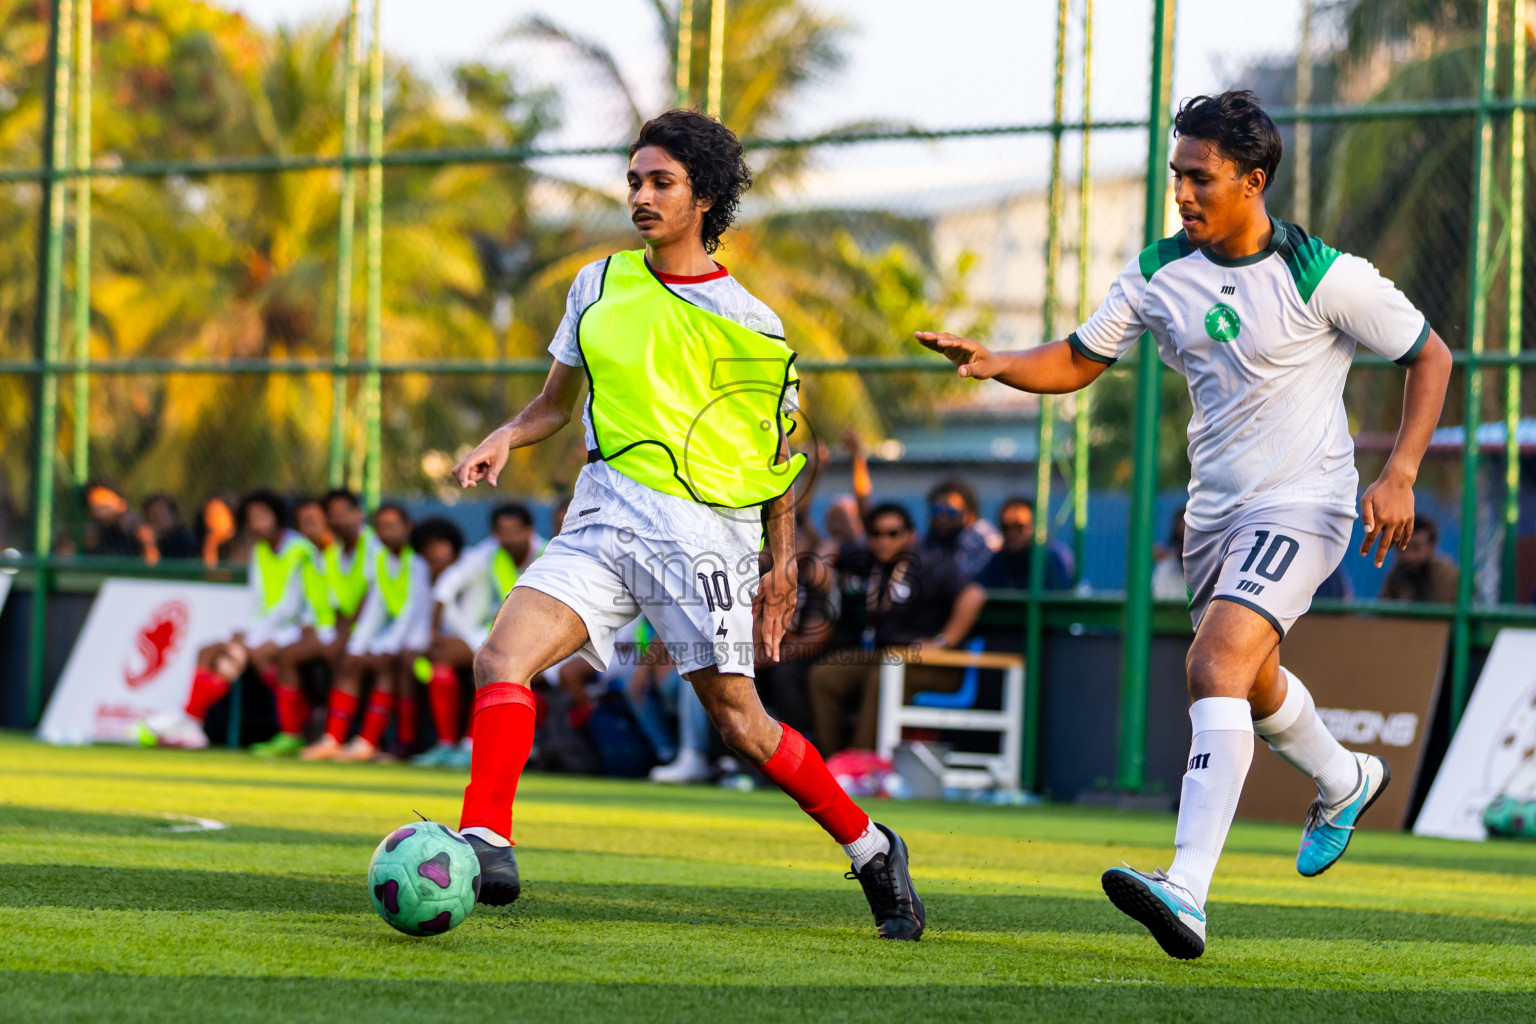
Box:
[848,855,901,915]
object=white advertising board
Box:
[38,579,250,745]
[1414,628,1536,840]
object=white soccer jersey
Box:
[1071,216,1430,532]
[546,255,798,557]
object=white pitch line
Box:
[161,813,230,833]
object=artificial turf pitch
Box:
[2,733,1534,1023]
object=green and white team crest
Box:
[1204,302,1241,343]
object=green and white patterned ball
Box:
[367,821,481,936]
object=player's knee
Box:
[712,708,775,765]
[473,640,520,689]
[1185,643,1227,700]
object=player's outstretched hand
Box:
[915,331,1002,379]
[1359,468,1415,568]
[454,427,512,488]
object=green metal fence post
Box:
[1116,0,1175,792]
[28,0,73,727]
[362,0,383,509]
[70,0,90,484]
[675,0,694,108]
[328,0,362,489]
[1452,0,1500,730]
[1023,0,1071,791]
[1503,3,1526,605]
[705,0,726,120]
[1072,0,1094,583]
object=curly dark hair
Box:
[629,109,752,255]
[1173,90,1282,191]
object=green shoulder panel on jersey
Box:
[1273,218,1340,304]
[1137,232,1197,282]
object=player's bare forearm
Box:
[937,583,987,648]
[915,333,1108,394]
[454,361,583,488]
[1359,329,1452,566]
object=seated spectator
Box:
[976,495,1073,591]
[140,493,199,564]
[83,482,143,558]
[197,495,240,567]
[1313,562,1354,601]
[393,517,467,761]
[1152,506,1187,601]
[135,490,318,749]
[920,479,1001,580]
[806,503,987,755]
[1379,514,1459,603]
[304,504,430,762]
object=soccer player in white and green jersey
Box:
[919,90,1452,959]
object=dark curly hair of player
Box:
[1173,90,1282,191]
[629,109,752,255]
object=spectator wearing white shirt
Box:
[413,505,544,768]
[303,504,429,762]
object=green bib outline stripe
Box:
[576,250,806,509]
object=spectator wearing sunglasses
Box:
[975,495,1074,592]
[918,480,1001,581]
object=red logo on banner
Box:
[124,600,190,688]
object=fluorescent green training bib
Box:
[492,547,519,601]
[325,529,372,618]
[253,535,319,614]
[577,250,806,508]
[375,548,414,619]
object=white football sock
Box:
[461,826,510,847]
[842,821,891,871]
[1252,668,1358,805]
[1167,697,1253,907]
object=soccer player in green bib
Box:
[450,109,923,940]
[919,91,1452,959]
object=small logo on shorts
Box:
[716,619,728,638]
[579,507,600,516]
[1235,579,1266,594]
[1204,302,1241,343]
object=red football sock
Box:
[458,683,536,841]
[275,685,307,736]
[398,694,419,747]
[184,669,231,723]
[760,724,871,844]
[325,689,359,742]
[359,691,396,747]
[427,668,461,745]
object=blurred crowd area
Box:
[126,424,1465,784]
[4,0,1530,610]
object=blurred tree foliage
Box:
[0,0,987,531]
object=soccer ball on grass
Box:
[367,820,481,936]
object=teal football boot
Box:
[1101,864,1206,960]
[1297,752,1391,878]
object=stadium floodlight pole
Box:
[1451,0,1499,731]
[362,0,384,510]
[705,0,726,119]
[328,0,363,490]
[1503,1,1526,605]
[71,0,91,485]
[675,0,694,108]
[1116,0,1175,794]
[1023,0,1071,792]
[28,0,73,727]
[1072,0,1094,585]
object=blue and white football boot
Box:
[1297,752,1391,878]
[1101,864,1206,960]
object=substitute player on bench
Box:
[450,109,923,941]
[918,90,1451,959]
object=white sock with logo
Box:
[461,826,510,847]
[843,821,891,871]
[1167,697,1253,908]
[1252,668,1358,805]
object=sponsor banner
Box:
[1415,629,1536,841]
[38,579,250,745]
[1236,615,1448,830]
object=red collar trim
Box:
[651,261,729,284]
